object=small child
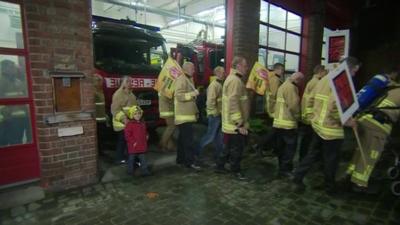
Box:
[124,105,151,176]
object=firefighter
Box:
[298,65,328,161]
[292,57,361,194]
[93,74,108,154]
[256,63,285,156]
[111,76,138,164]
[93,74,107,124]
[195,66,225,163]
[0,60,29,146]
[174,62,201,170]
[273,72,304,177]
[216,56,250,180]
[158,92,176,152]
[347,66,400,192]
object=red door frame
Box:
[0,0,40,187]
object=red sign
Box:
[328,36,346,63]
[332,71,355,112]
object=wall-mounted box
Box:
[49,71,84,113]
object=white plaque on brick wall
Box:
[57,126,84,137]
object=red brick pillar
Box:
[300,0,325,78]
[24,0,97,191]
[225,0,260,70]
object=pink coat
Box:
[124,120,148,154]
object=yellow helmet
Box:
[127,105,143,119]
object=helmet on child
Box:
[127,105,143,119]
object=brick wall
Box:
[301,0,325,78]
[231,0,260,68]
[24,0,97,191]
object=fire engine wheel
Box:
[391,181,400,196]
[387,167,400,180]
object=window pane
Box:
[259,24,267,46]
[287,12,301,33]
[0,1,24,49]
[260,1,269,23]
[0,104,32,147]
[268,28,285,50]
[267,50,284,68]
[269,4,286,28]
[285,53,299,71]
[0,55,28,99]
[258,48,267,67]
[286,33,301,53]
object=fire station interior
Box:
[0,0,400,224]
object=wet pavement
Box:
[1,149,399,225]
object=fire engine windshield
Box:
[94,34,167,75]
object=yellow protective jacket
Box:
[174,74,199,125]
[301,74,324,124]
[158,93,174,118]
[273,79,300,129]
[206,79,223,116]
[358,83,400,135]
[310,76,344,140]
[265,72,283,118]
[222,69,250,134]
[111,88,138,131]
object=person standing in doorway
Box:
[111,76,138,164]
[174,62,201,171]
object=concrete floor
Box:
[0,125,399,225]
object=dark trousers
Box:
[294,131,343,188]
[298,123,313,162]
[128,153,149,175]
[177,122,195,166]
[217,133,245,173]
[116,130,127,162]
[276,128,297,173]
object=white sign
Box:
[328,61,359,124]
[105,77,157,89]
[137,99,152,106]
[57,126,84,137]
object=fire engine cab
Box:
[92,16,168,128]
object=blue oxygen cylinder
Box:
[357,74,390,110]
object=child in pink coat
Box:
[124,106,151,176]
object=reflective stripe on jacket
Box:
[206,79,223,116]
[174,74,198,125]
[158,93,174,118]
[222,69,249,134]
[301,74,323,124]
[273,79,300,129]
[311,76,344,140]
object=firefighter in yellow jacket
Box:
[216,56,249,180]
[158,93,176,152]
[257,63,285,156]
[293,57,361,194]
[195,66,225,162]
[298,65,328,161]
[111,76,138,163]
[273,72,304,177]
[347,66,400,192]
[174,62,201,170]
